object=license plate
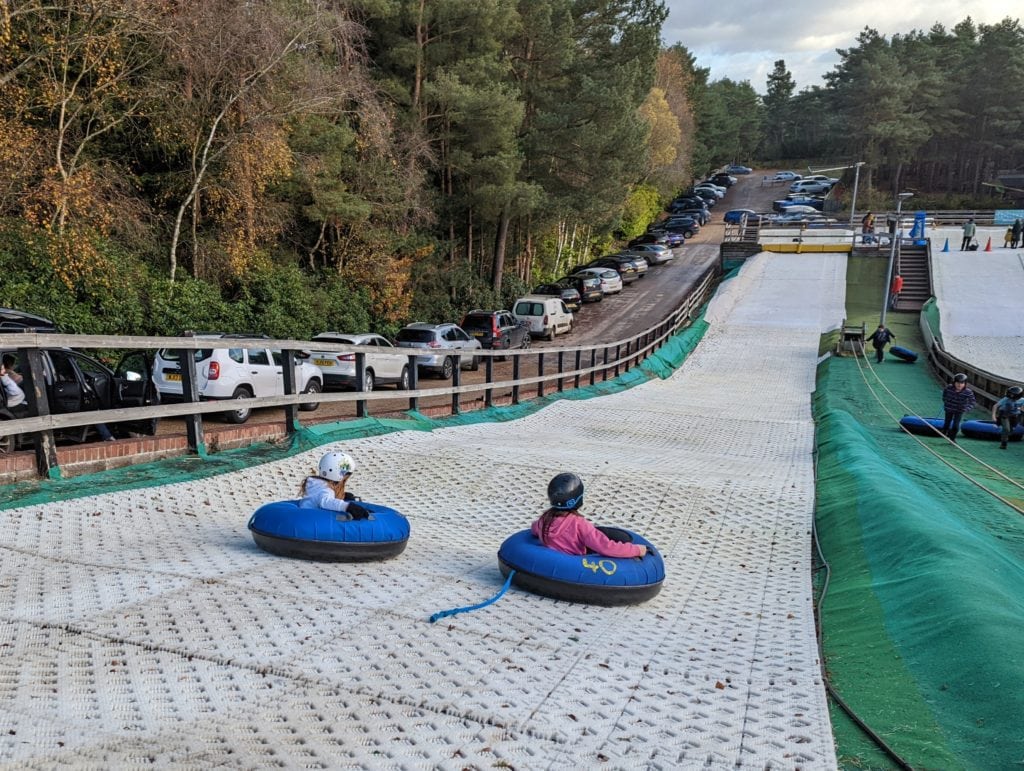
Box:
[314,359,334,366]
[165,372,182,382]
[470,331,483,337]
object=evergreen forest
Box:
[1,2,1022,338]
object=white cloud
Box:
[663,2,1022,91]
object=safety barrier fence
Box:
[0,265,720,477]
[918,300,1013,410]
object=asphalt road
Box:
[155,172,786,431]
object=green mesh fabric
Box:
[0,309,710,510]
[815,256,1024,769]
[921,297,942,346]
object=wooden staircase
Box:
[894,243,931,312]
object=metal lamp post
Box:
[848,161,866,227]
[881,192,914,325]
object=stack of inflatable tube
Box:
[889,346,918,362]
[960,420,1024,442]
[497,527,664,606]
[899,416,945,436]
[248,500,410,561]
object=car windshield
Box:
[396,329,435,343]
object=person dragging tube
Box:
[868,324,895,363]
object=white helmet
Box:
[317,451,355,482]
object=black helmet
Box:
[548,473,584,511]
[1008,386,1023,398]
[953,373,968,384]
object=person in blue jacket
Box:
[299,451,369,518]
[991,386,1024,450]
[941,373,976,442]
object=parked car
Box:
[0,307,57,332]
[667,196,709,213]
[646,227,687,245]
[619,245,673,265]
[804,174,839,186]
[723,209,761,224]
[708,173,737,187]
[533,283,582,312]
[630,231,684,248]
[308,332,410,391]
[512,295,573,340]
[460,310,531,353]
[778,196,825,211]
[661,215,701,235]
[774,204,819,216]
[651,220,698,239]
[588,255,645,282]
[605,254,650,277]
[789,179,832,195]
[667,206,710,225]
[1,345,160,450]
[725,164,752,175]
[395,322,481,379]
[559,273,604,303]
[692,184,724,199]
[154,334,322,423]
[772,171,801,182]
[571,267,622,295]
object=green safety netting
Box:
[815,256,1024,770]
[0,310,711,511]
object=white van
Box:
[512,295,573,340]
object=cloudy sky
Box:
[662,2,1021,93]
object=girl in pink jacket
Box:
[531,473,646,558]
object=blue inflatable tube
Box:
[960,419,1024,442]
[899,415,945,436]
[497,527,664,606]
[248,500,410,561]
[889,346,918,362]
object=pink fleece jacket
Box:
[531,512,644,558]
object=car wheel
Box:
[470,355,480,371]
[521,334,531,350]
[299,379,321,411]
[224,387,252,424]
[440,357,454,380]
[362,370,375,393]
[397,365,410,390]
[685,229,695,238]
[546,327,555,341]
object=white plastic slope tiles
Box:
[0,252,844,769]
[930,236,1024,381]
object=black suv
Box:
[588,255,645,282]
[1,345,160,452]
[533,283,582,312]
[459,310,531,352]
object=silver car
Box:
[619,245,674,265]
[394,322,482,379]
[308,332,411,391]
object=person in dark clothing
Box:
[992,386,1024,449]
[1012,218,1023,249]
[941,373,976,442]
[868,324,894,363]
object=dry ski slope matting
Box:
[0,252,844,769]
[931,228,1024,380]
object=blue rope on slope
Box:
[429,570,516,623]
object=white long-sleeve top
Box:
[1,373,25,408]
[299,476,354,518]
